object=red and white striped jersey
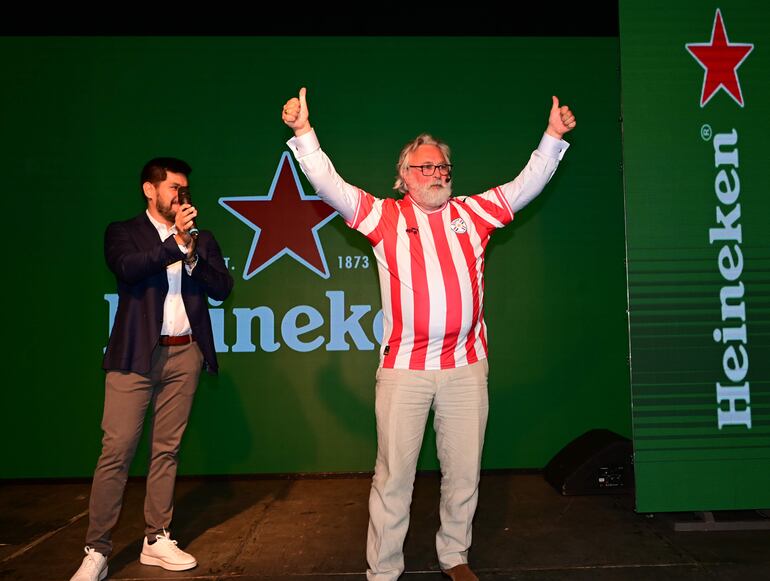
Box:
[288,130,568,370]
[348,189,512,369]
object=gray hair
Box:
[393,133,451,194]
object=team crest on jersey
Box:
[450,217,468,234]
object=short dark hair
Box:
[140,157,192,201]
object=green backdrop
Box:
[621,0,770,511]
[0,36,628,478]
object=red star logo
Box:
[686,9,754,107]
[219,152,338,279]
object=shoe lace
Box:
[81,547,103,572]
[155,529,185,554]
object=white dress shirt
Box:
[145,210,194,337]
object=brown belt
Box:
[159,334,195,346]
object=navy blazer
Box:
[103,212,233,374]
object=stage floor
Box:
[1,472,769,580]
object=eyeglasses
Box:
[408,163,453,177]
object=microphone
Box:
[177,186,199,239]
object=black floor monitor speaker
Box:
[543,429,634,495]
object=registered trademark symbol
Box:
[700,124,713,141]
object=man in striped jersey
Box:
[282,87,575,581]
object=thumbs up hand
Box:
[546,95,576,139]
[282,87,312,137]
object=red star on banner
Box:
[219,152,338,279]
[685,9,754,107]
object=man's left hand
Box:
[546,96,576,139]
[174,203,198,246]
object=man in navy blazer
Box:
[102,211,230,375]
[70,157,233,581]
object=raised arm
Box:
[282,87,361,222]
[501,96,576,213]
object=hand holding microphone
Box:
[176,186,199,239]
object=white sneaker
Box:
[70,547,108,581]
[139,530,197,571]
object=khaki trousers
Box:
[366,359,489,580]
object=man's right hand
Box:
[282,87,312,137]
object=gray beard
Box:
[411,181,452,210]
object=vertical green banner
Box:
[621,1,770,511]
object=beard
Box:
[155,197,177,224]
[411,179,452,210]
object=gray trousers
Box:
[86,342,203,556]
